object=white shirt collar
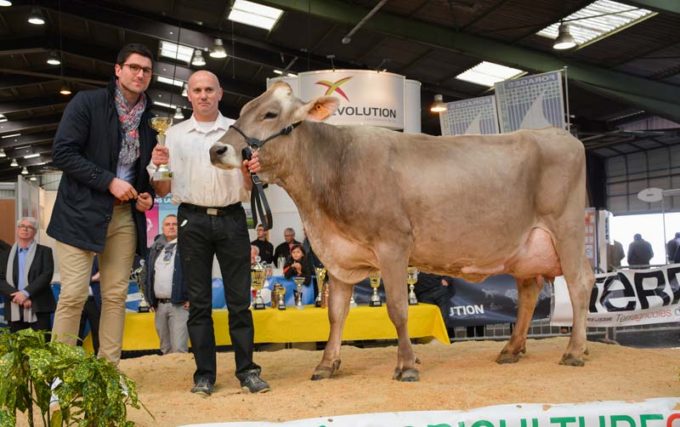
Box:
[187,113,234,134]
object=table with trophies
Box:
[117,259,449,351]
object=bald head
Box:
[187,70,223,121]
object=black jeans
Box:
[178,203,260,385]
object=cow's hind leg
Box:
[497,276,543,364]
[559,255,593,366]
[311,276,352,380]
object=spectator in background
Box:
[283,244,312,286]
[606,240,625,272]
[78,256,101,354]
[627,233,654,268]
[274,228,300,267]
[144,214,189,354]
[667,232,680,263]
[250,245,260,266]
[414,272,451,320]
[251,224,274,264]
[0,217,56,333]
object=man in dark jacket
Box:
[144,214,189,354]
[627,233,654,268]
[48,43,156,364]
[0,217,55,333]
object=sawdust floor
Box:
[115,337,679,426]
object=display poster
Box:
[439,95,499,136]
[495,70,566,132]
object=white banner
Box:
[269,70,406,130]
[551,264,680,327]
[495,70,566,133]
[439,95,499,136]
[182,397,680,427]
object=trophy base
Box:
[277,304,286,310]
[315,300,322,308]
[408,301,419,306]
[138,305,151,313]
[153,169,173,181]
[253,302,266,310]
[369,300,382,307]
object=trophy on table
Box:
[407,266,419,305]
[149,116,173,181]
[314,267,327,308]
[293,276,305,309]
[273,283,286,310]
[132,260,150,313]
[368,271,382,307]
[250,257,266,310]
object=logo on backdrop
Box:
[315,77,352,101]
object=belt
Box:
[113,199,130,206]
[180,202,241,216]
[156,298,172,304]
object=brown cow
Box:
[209,81,594,381]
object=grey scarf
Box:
[6,241,37,323]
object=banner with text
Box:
[495,70,566,133]
[551,264,680,327]
[439,95,500,136]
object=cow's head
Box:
[209,81,339,172]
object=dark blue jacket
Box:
[47,80,156,256]
[144,237,187,306]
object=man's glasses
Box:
[122,63,153,76]
[17,225,35,230]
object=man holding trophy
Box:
[149,70,270,396]
[48,43,155,365]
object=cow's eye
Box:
[264,111,278,119]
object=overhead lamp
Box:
[29,175,37,182]
[0,1,13,7]
[10,158,18,167]
[209,38,227,59]
[0,148,6,158]
[46,51,61,66]
[21,166,28,175]
[553,22,577,50]
[27,7,46,25]
[173,107,184,120]
[430,94,447,113]
[59,84,72,96]
[0,113,6,122]
[191,49,206,67]
[181,83,188,97]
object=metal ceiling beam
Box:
[619,0,680,14]
[0,115,61,136]
[263,0,680,112]
[0,96,68,114]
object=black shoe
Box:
[240,372,270,393]
[191,378,214,396]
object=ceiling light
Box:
[46,51,61,66]
[209,38,227,59]
[191,50,206,67]
[430,94,447,113]
[10,158,18,167]
[455,61,524,87]
[27,7,45,25]
[0,114,6,122]
[0,148,6,158]
[24,153,40,159]
[30,175,37,181]
[228,0,283,31]
[173,107,184,120]
[1,132,21,139]
[157,76,185,88]
[553,23,577,50]
[159,41,195,63]
[273,69,283,75]
[153,101,178,109]
[0,1,13,7]
[21,166,28,175]
[59,84,72,96]
[181,84,188,97]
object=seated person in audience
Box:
[283,244,312,286]
[251,224,274,264]
[251,245,260,266]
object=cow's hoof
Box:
[311,360,341,381]
[393,368,419,382]
[496,352,521,364]
[559,354,585,367]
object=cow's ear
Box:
[293,96,339,122]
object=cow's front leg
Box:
[311,276,352,380]
[380,254,418,382]
[497,276,542,364]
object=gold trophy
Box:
[276,283,286,310]
[149,116,173,181]
[369,271,382,307]
[250,257,266,310]
[132,261,150,313]
[407,266,419,305]
[314,267,327,307]
[293,276,305,309]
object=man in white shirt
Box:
[144,214,189,354]
[149,70,269,396]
